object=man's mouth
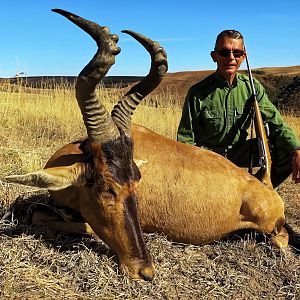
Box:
[224,64,236,68]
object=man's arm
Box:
[177,89,196,145]
[255,79,300,184]
[293,149,300,184]
[255,79,300,152]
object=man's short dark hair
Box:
[215,30,244,49]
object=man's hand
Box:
[292,149,300,184]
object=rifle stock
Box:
[244,48,273,189]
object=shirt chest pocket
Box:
[234,106,250,130]
[201,109,224,132]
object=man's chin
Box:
[217,68,237,80]
[222,68,237,77]
[224,66,236,72]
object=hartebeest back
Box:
[6,9,299,281]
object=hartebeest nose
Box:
[139,266,155,281]
[119,260,155,281]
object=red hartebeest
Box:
[6,9,299,281]
[5,9,168,281]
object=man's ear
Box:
[210,51,217,62]
[5,162,92,191]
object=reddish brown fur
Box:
[38,136,154,280]
[43,123,288,248]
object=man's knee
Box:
[270,147,294,187]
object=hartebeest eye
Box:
[107,186,117,197]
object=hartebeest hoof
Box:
[270,227,289,249]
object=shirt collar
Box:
[213,72,239,88]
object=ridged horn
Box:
[111,30,168,137]
[52,8,121,143]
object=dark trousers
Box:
[213,139,294,188]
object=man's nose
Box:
[228,52,235,60]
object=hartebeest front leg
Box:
[31,209,95,236]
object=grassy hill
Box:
[1,65,299,113]
[154,66,300,112]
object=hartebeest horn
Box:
[52,8,121,143]
[111,30,168,136]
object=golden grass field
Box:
[0,82,299,299]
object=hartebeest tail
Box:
[6,9,168,280]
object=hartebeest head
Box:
[6,9,168,280]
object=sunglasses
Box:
[215,49,245,58]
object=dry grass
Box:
[0,82,299,299]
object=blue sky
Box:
[0,0,299,78]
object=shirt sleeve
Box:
[255,79,300,152]
[177,88,196,145]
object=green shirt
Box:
[177,72,300,152]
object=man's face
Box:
[211,37,245,80]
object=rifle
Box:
[244,47,273,189]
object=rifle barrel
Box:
[244,47,273,189]
[244,47,257,97]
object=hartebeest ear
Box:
[5,162,92,191]
[134,158,147,169]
